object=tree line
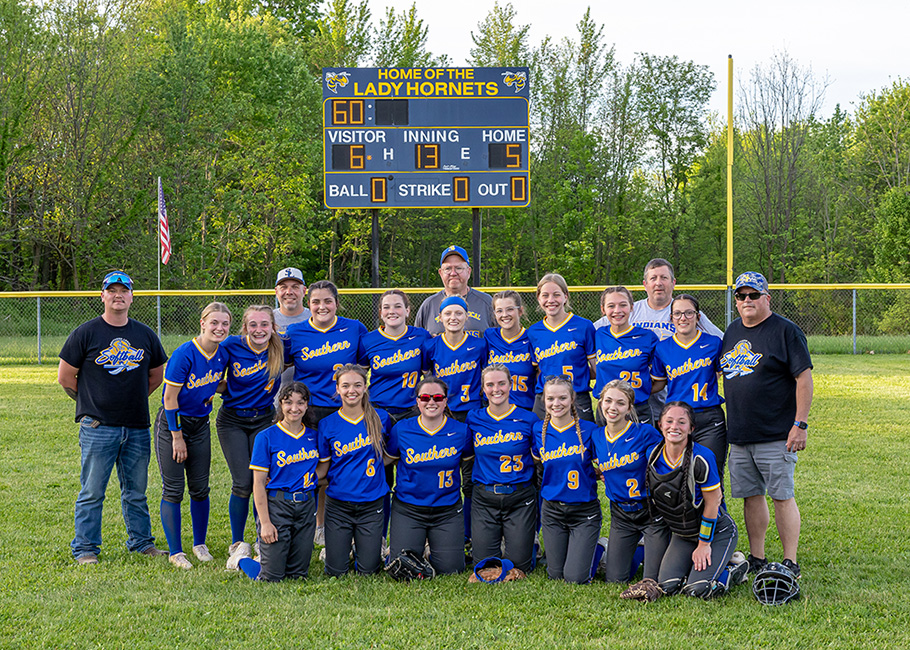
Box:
[0,0,907,292]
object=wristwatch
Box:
[793,420,808,430]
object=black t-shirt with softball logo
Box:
[60,316,168,428]
[720,313,812,445]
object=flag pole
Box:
[157,176,162,338]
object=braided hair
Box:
[540,375,585,455]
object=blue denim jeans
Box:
[71,417,156,558]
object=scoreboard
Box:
[322,67,530,209]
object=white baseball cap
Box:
[275,268,305,286]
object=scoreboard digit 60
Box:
[322,67,530,209]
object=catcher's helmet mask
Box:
[752,561,800,605]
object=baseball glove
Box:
[385,550,435,581]
[620,578,664,602]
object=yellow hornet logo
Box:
[501,71,527,93]
[325,72,350,94]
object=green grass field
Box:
[2,357,909,649]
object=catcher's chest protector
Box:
[646,446,708,538]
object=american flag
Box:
[158,177,171,264]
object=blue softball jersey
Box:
[162,338,228,417]
[423,333,487,413]
[593,325,659,403]
[484,327,536,410]
[387,416,472,507]
[317,409,392,503]
[651,332,724,409]
[591,421,663,505]
[249,423,320,493]
[526,314,596,395]
[465,405,539,486]
[361,326,430,410]
[220,335,281,411]
[531,418,599,503]
[285,316,367,408]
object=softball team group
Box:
[153,269,747,599]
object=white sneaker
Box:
[169,552,193,570]
[226,541,252,570]
[192,544,213,562]
[314,526,325,546]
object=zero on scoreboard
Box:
[322,67,530,209]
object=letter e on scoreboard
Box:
[371,177,387,203]
[454,177,470,203]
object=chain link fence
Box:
[1,286,908,364]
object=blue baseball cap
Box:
[440,245,469,266]
[102,271,133,291]
[734,272,768,294]
[473,557,515,583]
[439,295,469,313]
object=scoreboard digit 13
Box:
[322,67,530,209]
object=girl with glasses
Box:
[650,294,728,480]
[386,377,473,575]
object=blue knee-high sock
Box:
[160,500,182,554]
[229,494,250,544]
[238,557,261,580]
[463,495,472,543]
[190,497,210,546]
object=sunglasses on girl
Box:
[417,394,447,403]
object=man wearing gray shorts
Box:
[720,272,813,580]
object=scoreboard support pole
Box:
[472,207,481,286]
[371,208,380,288]
[371,207,380,328]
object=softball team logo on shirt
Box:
[95,338,144,375]
[719,340,763,379]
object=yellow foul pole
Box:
[726,55,734,288]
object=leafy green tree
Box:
[373,2,446,68]
[469,1,529,67]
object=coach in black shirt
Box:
[720,272,813,580]
[58,271,168,564]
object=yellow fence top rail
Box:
[1,283,909,299]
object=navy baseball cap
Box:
[440,245,469,266]
[473,557,515,583]
[276,267,305,286]
[102,271,133,291]
[734,272,768,294]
